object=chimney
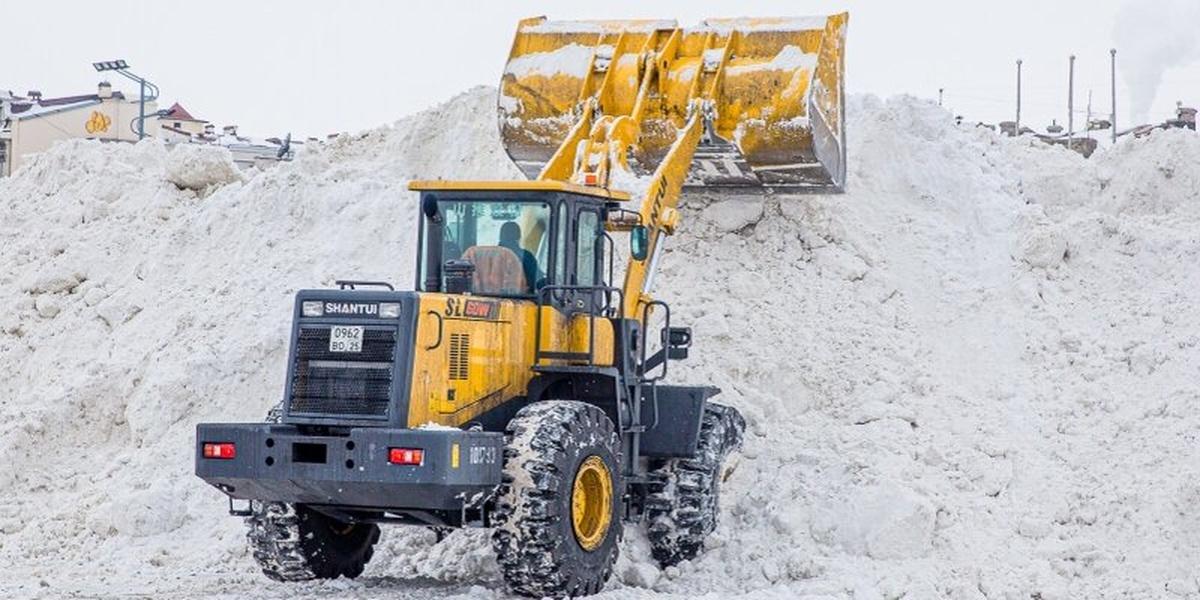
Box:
[98,81,113,99]
[27,90,42,102]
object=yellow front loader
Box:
[196,14,847,598]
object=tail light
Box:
[388,447,424,466]
[202,442,236,459]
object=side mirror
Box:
[630,225,649,261]
[421,194,441,223]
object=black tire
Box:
[246,502,381,581]
[644,402,745,567]
[244,404,381,581]
[491,401,624,598]
[429,526,452,543]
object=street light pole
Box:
[92,59,159,140]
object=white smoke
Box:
[1113,0,1200,125]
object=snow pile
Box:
[1,86,1199,600]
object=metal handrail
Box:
[336,280,395,291]
[602,232,616,311]
[639,299,671,383]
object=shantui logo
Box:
[85,111,111,134]
[324,302,378,316]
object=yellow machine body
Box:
[405,293,615,427]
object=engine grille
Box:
[289,326,396,418]
[449,333,470,380]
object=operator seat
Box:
[460,246,528,295]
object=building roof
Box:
[9,91,126,116]
[11,99,102,120]
[163,102,207,123]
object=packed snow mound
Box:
[1,86,1198,600]
[164,143,243,191]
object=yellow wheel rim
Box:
[571,455,613,552]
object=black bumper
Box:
[195,423,504,511]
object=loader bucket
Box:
[499,14,849,193]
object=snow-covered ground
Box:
[1,86,1198,599]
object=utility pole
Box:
[1067,55,1075,150]
[1110,48,1117,143]
[1015,60,1023,136]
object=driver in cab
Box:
[498,221,541,294]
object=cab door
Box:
[537,199,613,366]
[548,200,603,313]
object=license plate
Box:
[328,326,363,353]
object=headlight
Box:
[379,302,401,319]
[301,300,324,317]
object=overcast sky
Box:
[5,0,1198,139]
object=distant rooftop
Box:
[8,91,127,118]
[163,102,207,123]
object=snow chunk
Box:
[416,422,460,431]
[726,45,818,75]
[22,271,83,294]
[812,483,936,559]
[34,295,61,318]
[702,198,764,233]
[504,43,594,79]
[1018,223,1069,268]
[164,144,243,192]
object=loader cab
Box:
[410,181,626,313]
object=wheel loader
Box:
[196,13,847,597]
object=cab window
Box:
[554,202,569,290]
[575,210,599,286]
[420,199,550,297]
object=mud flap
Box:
[638,385,720,457]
